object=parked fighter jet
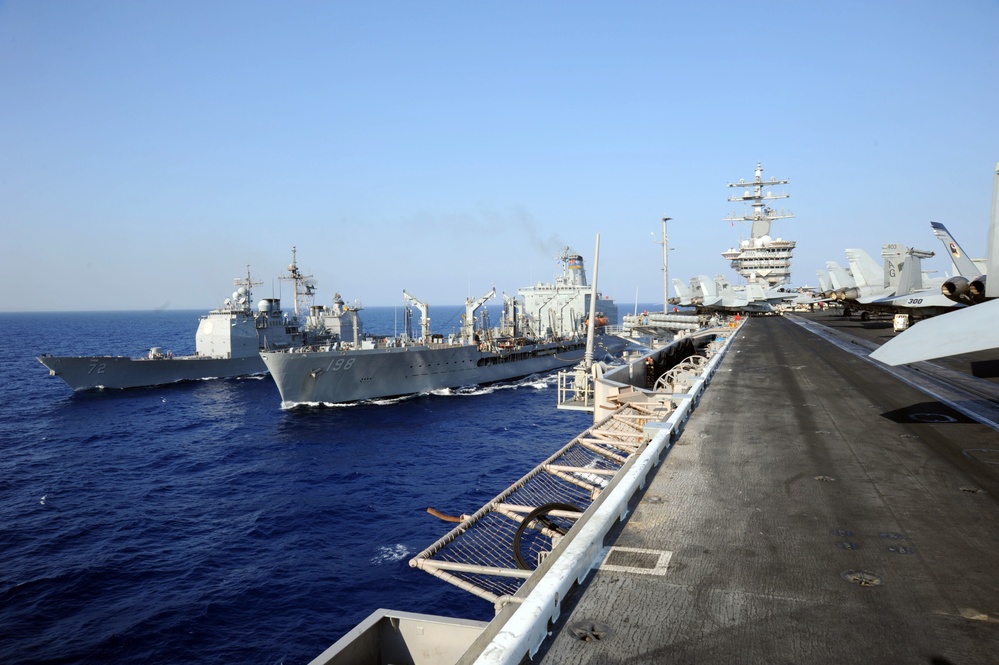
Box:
[831,245,905,311]
[871,162,999,365]
[865,247,960,320]
[672,275,782,314]
[697,275,776,314]
[672,278,694,307]
[825,261,855,296]
[816,271,833,298]
[933,222,991,305]
[826,241,956,321]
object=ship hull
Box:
[261,340,592,405]
[37,354,268,391]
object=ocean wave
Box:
[370,544,410,564]
[1,308,608,663]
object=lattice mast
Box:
[279,246,318,320]
[724,162,793,238]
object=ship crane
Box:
[402,290,431,343]
[500,293,521,338]
[463,287,496,343]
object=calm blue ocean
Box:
[0,304,657,664]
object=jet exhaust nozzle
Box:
[941,276,971,303]
[969,275,989,304]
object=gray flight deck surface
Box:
[534,313,999,664]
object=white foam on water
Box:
[371,543,409,564]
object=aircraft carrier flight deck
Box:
[531,312,999,664]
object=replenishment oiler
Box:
[37,249,355,391]
[260,248,621,406]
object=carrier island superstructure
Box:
[720,162,795,287]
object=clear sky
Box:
[2,1,997,312]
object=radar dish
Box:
[304,277,318,293]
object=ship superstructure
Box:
[37,249,358,391]
[517,247,618,337]
[721,162,796,287]
[260,249,621,406]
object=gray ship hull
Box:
[260,339,590,406]
[37,354,267,391]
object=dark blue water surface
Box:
[0,307,605,664]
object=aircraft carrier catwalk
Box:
[533,314,999,664]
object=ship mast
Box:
[660,216,671,312]
[279,246,317,320]
[724,162,793,239]
[583,234,601,370]
[233,265,262,312]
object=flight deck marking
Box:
[598,546,672,575]
[962,449,999,466]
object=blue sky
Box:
[2,1,997,311]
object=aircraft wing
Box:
[870,298,999,365]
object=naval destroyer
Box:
[37,249,358,391]
[260,248,620,406]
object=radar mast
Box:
[232,265,262,312]
[279,246,318,320]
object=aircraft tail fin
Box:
[825,261,854,290]
[746,282,766,301]
[844,248,882,289]
[714,274,734,296]
[697,275,717,298]
[816,270,832,294]
[931,221,981,277]
[881,244,906,289]
[894,248,935,296]
[688,277,704,302]
[672,278,691,305]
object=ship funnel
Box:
[566,253,588,287]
